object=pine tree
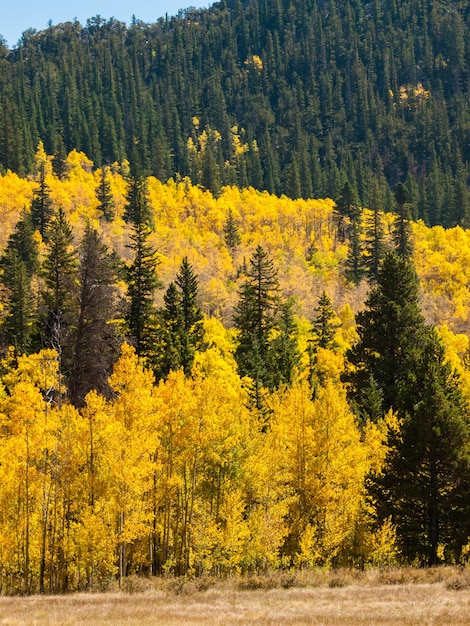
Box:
[0,212,39,355]
[308,291,341,392]
[52,135,69,180]
[156,282,184,379]
[267,298,301,389]
[393,183,413,257]
[345,214,365,281]
[96,166,115,221]
[346,251,470,562]
[345,252,427,418]
[334,181,357,242]
[175,257,204,374]
[370,330,470,564]
[311,291,340,350]
[123,170,153,227]
[125,220,161,361]
[233,245,280,408]
[40,208,78,402]
[223,208,241,251]
[30,162,54,239]
[68,225,121,407]
[364,204,386,282]
[156,258,204,379]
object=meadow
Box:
[1,568,470,625]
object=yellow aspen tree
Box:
[0,378,58,592]
[73,391,119,587]
[270,380,370,566]
[154,368,198,575]
[189,348,252,574]
[107,343,160,585]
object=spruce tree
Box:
[334,181,357,242]
[393,183,413,257]
[267,297,301,389]
[345,214,365,281]
[123,170,153,227]
[370,330,470,564]
[125,220,161,361]
[233,245,280,408]
[52,135,69,180]
[175,256,204,373]
[308,291,340,392]
[223,208,241,251]
[40,208,78,402]
[96,166,115,221]
[364,204,386,282]
[345,252,427,417]
[0,213,39,356]
[156,282,184,379]
[311,291,340,351]
[346,251,470,562]
[156,257,204,379]
[69,225,121,407]
[30,162,54,239]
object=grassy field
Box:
[1,568,470,625]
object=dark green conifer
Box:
[370,330,470,565]
[31,162,54,239]
[123,170,153,227]
[393,183,413,257]
[345,252,426,416]
[69,225,121,407]
[267,298,301,389]
[40,208,78,403]
[311,291,340,351]
[125,220,161,361]
[96,166,115,222]
[233,245,280,409]
[0,212,39,355]
[364,202,386,282]
[223,208,242,251]
[334,181,357,242]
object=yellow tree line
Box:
[0,340,396,593]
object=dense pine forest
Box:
[1,0,470,227]
[1,0,470,595]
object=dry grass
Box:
[1,567,470,625]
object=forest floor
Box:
[1,567,470,625]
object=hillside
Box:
[1,0,470,226]
[0,146,469,590]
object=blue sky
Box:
[2,1,214,48]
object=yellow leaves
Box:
[363,410,397,477]
[34,141,52,177]
[231,125,249,156]
[313,347,345,383]
[413,222,470,329]
[367,518,399,567]
[269,380,372,565]
[0,170,34,247]
[245,55,263,72]
[7,347,58,384]
[398,83,430,107]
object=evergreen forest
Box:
[0,0,470,594]
[1,0,470,227]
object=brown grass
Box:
[1,567,470,625]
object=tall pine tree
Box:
[233,245,280,409]
[69,225,121,407]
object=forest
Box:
[1,0,470,226]
[0,143,469,593]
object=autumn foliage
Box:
[0,147,469,591]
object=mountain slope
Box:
[0,0,469,225]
